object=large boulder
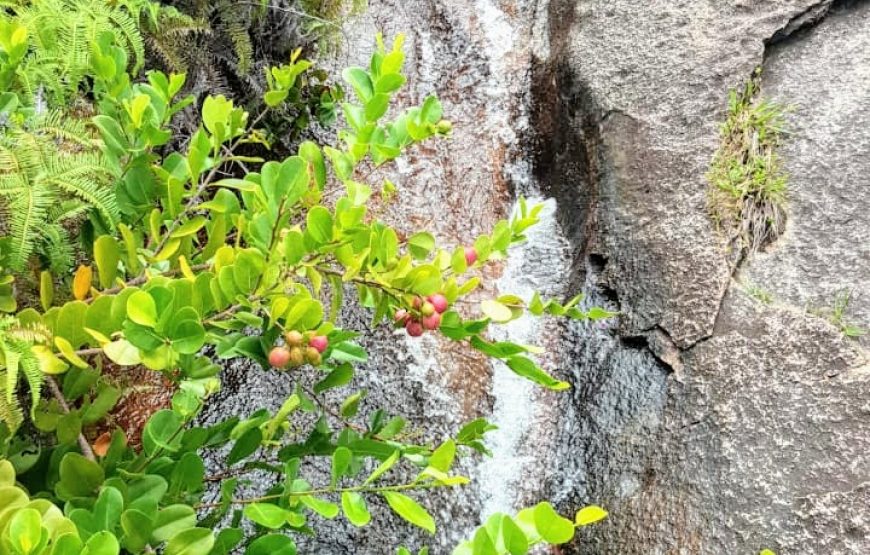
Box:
[550,0,870,553]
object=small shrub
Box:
[0,3,615,553]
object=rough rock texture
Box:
[552,0,870,553]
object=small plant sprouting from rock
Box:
[743,282,774,305]
[708,70,788,253]
[817,289,867,339]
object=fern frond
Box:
[0,317,48,431]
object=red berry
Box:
[309,335,328,353]
[422,312,442,330]
[406,319,424,337]
[412,297,423,309]
[428,294,448,313]
[420,301,436,316]
[464,246,478,266]
[268,347,291,369]
[394,309,410,324]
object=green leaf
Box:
[306,206,334,244]
[329,342,368,363]
[375,73,406,94]
[575,505,608,526]
[481,300,513,323]
[170,216,207,238]
[341,492,371,527]
[168,319,206,355]
[382,492,435,534]
[120,509,153,552]
[81,531,120,555]
[56,453,104,500]
[505,356,569,391]
[331,446,352,487]
[532,502,574,545]
[314,364,354,393]
[471,526,497,555]
[152,505,197,543]
[142,409,183,456]
[245,534,297,555]
[299,495,339,519]
[499,515,530,555]
[408,232,436,260]
[340,391,364,418]
[227,427,262,465]
[103,339,142,366]
[127,291,157,327]
[243,503,291,529]
[7,508,43,555]
[343,67,373,101]
[94,236,120,289]
[164,528,215,555]
[363,449,399,485]
[429,439,456,473]
[365,93,390,121]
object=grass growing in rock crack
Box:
[743,282,774,305]
[809,289,867,339]
[708,70,788,252]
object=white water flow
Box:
[468,0,571,521]
[476,198,571,518]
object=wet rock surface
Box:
[203,0,870,553]
[556,0,870,553]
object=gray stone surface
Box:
[204,0,870,553]
[553,0,870,553]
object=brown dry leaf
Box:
[92,431,113,457]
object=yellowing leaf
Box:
[39,270,54,311]
[54,337,89,369]
[84,327,112,346]
[103,340,142,366]
[94,235,120,289]
[575,505,608,526]
[72,265,92,300]
[126,291,157,327]
[31,345,69,375]
[178,255,196,281]
[480,300,513,323]
[153,238,181,262]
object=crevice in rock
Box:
[764,0,868,51]
[764,0,835,47]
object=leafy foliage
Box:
[0,103,118,272]
[0,2,616,553]
[0,0,153,104]
[450,502,608,554]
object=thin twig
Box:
[46,376,96,462]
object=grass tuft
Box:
[708,70,788,253]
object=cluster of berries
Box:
[268,330,329,369]
[395,293,449,337]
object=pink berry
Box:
[422,312,442,330]
[268,347,291,369]
[412,297,423,309]
[464,246,478,266]
[394,309,410,324]
[428,294,448,314]
[309,335,328,353]
[406,319,424,337]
